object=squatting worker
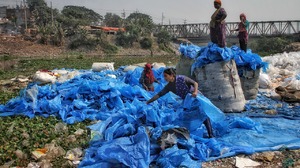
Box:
[139,63,159,91]
[146,68,214,138]
[210,0,227,48]
[231,13,250,52]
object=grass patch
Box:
[0,54,179,80]
[0,116,92,167]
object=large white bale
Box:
[33,71,56,84]
[92,62,114,72]
[194,60,246,112]
[123,65,139,72]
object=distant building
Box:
[0,5,30,26]
[0,5,31,34]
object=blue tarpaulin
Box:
[0,53,299,167]
[0,68,299,167]
[179,43,269,73]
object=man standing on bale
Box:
[210,0,227,48]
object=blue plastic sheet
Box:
[179,43,269,73]
[0,65,299,167]
[179,43,202,59]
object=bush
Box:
[69,38,97,50]
[156,29,171,45]
[158,44,175,54]
[100,41,118,55]
[139,37,153,49]
[251,37,291,56]
[115,31,136,48]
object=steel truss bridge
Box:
[155,20,300,39]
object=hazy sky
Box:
[1,0,300,24]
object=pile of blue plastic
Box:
[179,43,269,73]
[0,44,299,167]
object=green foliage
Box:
[0,91,18,104]
[100,42,118,55]
[68,29,98,50]
[69,38,97,50]
[124,24,139,41]
[2,54,12,61]
[115,31,136,48]
[139,37,153,49]
[61,6,103,26]
[159,44,175,54]
[56,15,80,30]
[94,30,106,42]
[26,0,47,12]
[27,0,59,27]
[156,29,171,45]
[37,24,52,44]
[251,36,291,56]
[126,12,154,36]
[0,116,91,166]
[103,13,123,27]
[282,158,294,168]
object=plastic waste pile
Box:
[179,44,202,59]
[1,62,299,167]
[258,52,300,102]
[179,43,268,73]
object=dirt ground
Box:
[0,35,65,58]
[1,36,300,168]
[0,34,180,59]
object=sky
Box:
[1,0,300,24]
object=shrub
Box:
[158,44,175,54]
[251,36,291,56]
[115,31,136,48]
[139,37,153,49]
[156,30,171,45]
[69,38,97,50]
[100,41,118,55]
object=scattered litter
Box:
[235,156,261,168]
[32,148,47,160]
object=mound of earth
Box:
[0,35,65,57]
[0,35,180,58]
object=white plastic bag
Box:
[259,73,272,89]
[92,62,114,72]
[33,71,56,84]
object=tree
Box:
[103,13,123,27]
[60,6,103,27]
[26,0,58,27]
[126,12,154,37]
[26,0,47,12]
[156,29,171,45]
